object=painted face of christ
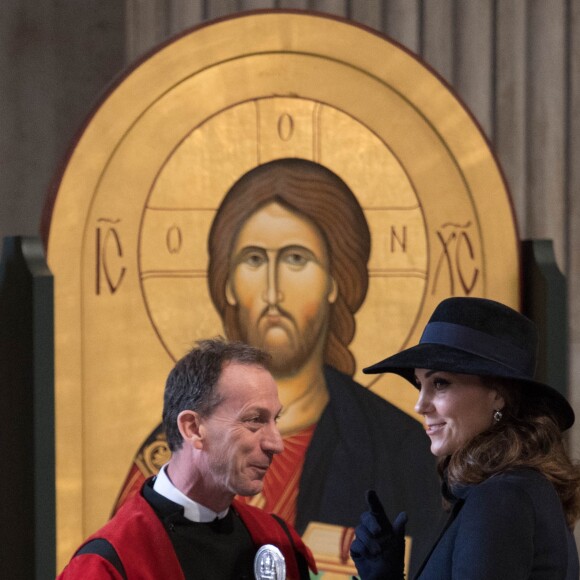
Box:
[226,201,337,377]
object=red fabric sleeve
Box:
[60,490,185,580]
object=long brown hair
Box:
[444,378,580,527]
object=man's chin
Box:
[236,482,264,498]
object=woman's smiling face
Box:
[414,369,505,457]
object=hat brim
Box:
[363,343,575,431]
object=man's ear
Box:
[177,410,205,450]
[328,276,338,304]
[225,279,237,306]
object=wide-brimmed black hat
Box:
[363,297,574,431]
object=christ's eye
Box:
[245,252,266,268]
[235,247,268,269]
[280,246,316,271]
[284,252,308,268]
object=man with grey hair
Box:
[59,338,315,579]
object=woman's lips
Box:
[425,423,445,436]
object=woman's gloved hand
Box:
[350,490,407,580]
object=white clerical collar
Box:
[153,463,229,522]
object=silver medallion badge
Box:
[254,544,286,580]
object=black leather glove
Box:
[350,490,407,580]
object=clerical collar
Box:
[153,463,229,522]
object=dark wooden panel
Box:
[309,0,348,17]
[350,0,382,29]
[168,0,204,35]
[454,0,493,138]
[495,0,528,232]
[241,0,277,9]
[278,0,309,8]
[384,0,420,53]
[522,240,568,399]
[526,0,567,268]
[0,237,55,580]
[567,0,580,478]
[420,0,454,84]
[126,0,168,61]
[206,0,240,20]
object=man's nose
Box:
[263,422,284,455]
[262,258,284,305]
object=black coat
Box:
[415,468,579,579]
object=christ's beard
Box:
[237,308,327,377]
[263,331,311,376]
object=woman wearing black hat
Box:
[350,297,580,579]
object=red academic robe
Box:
[58,484,316,579]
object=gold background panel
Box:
[79,311,171,532]
[140,208,215,273]
[145,93,418,212]
[316,105,417,208]
[148,102,261,209]
[366,208,427,272]
[256,98,319,163]
[425,216,484,299]
[141,276,223,363]
[47,13,520,568]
